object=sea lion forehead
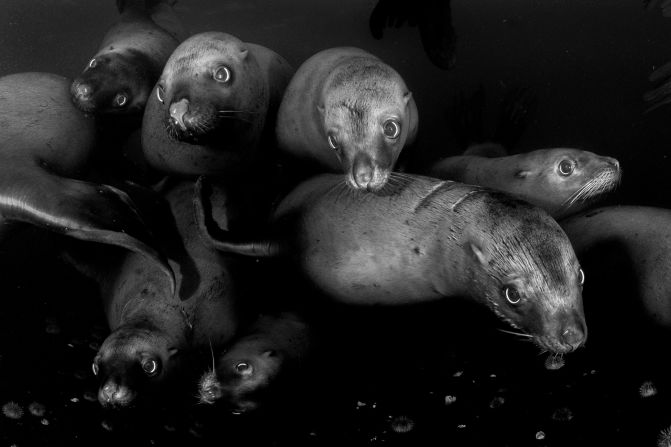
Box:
[328,59,404,99]
[164,33,246,80]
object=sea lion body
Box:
[428,147,621,219]
[141,32,294,176]
[198,174,586,354]
[198,312,312,413]
[71,0,184,118]
[560,206,671,328]
[86,181,243,408]
[0,72,172,282]
[276,47,418,191]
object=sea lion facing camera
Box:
[141,32,294,176]
[198,312,313,414]
[70,181,244,408]
[195,174,587,355]
[428,146,621,219]
[71,0,185,119]
[0,72,172,285]
[276,47,419,192]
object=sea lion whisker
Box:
[497,328,532,338]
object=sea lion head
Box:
[464,193,587,354]
[93,324,179,409]
[156,32,266,146]
[198,348,281,414]
[71,50,156,116]
[319,58,414,192]
[512,149,621,219]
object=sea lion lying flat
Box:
[141,31,294,176]
[276,47,418,192]
[198,312,313,414]
[561,206,671,329]
[69,180,244,408]
[0,72,172,286]
[195,174,587,355]
[428,145,621,219]
[71,0,185,119]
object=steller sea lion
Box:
[560,206,671,329]
[195,174,587,355]
[198,312,313,414]
[66,180,245,408]
[276,47,418,192]
[0,72,172,286]
[427,146,621,219]
[141,32,294,177]
[70,0,185,120]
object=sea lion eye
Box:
[236,362,253,376]
[141,359,159,377]
[578,268,585,286]
[114,93,128,107]
[327,133,339,150]
[382,119,401,139]
[558,159,574,176]
[213,66,231,83]
[92,362,99,376]
[88,58,97,69]
[156,85,165,103]
[504,286,521,305]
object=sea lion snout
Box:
[99,381,135,408]
[539,310,588,353]
[347,152,390,191]
[169,98,190,131]
[72,82,93,101]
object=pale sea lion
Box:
[69,181,244,408]
[195,174,587,354]
[560,206,671,328]
[428,146,621,219]
[0,72,172,285]
[198,312,313,414]
[276,47,419,191]
[71,0,185,119]
[141,32,294,176]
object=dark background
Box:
[2,0,671,445]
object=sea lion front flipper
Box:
[0,166,175,291]
[193,177,281,258]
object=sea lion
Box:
[275,47,419,192]
[141,32,294,177]
[70,0,185,120]
[0,72,172,285]
[195,174,587,354]
[198,312,313,414]
[427,147,621,219]
[70,180,244,408]
[560,206,671,328]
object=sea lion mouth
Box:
[561,165,621,211]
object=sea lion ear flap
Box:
[469,237,491,267]
[168,347,179,357]
[514,170,530,179]
[317,104,325,116]
[403,92,413,105]
[262,350,277,358]
[239,47,249,59]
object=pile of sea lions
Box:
[7,0,671,429]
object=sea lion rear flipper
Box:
[0,166,175,291]
[193,177,280,258]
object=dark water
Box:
[2,0,671,445]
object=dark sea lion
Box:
[428,147,621,219]
[0,72,172,285]
[70,0,184,119]
[195,174,587,354]
[560,206,671,328]
[70,181,244,408]
[276,47,419,192]
[141,32,294,176]
[198,312,313,414]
